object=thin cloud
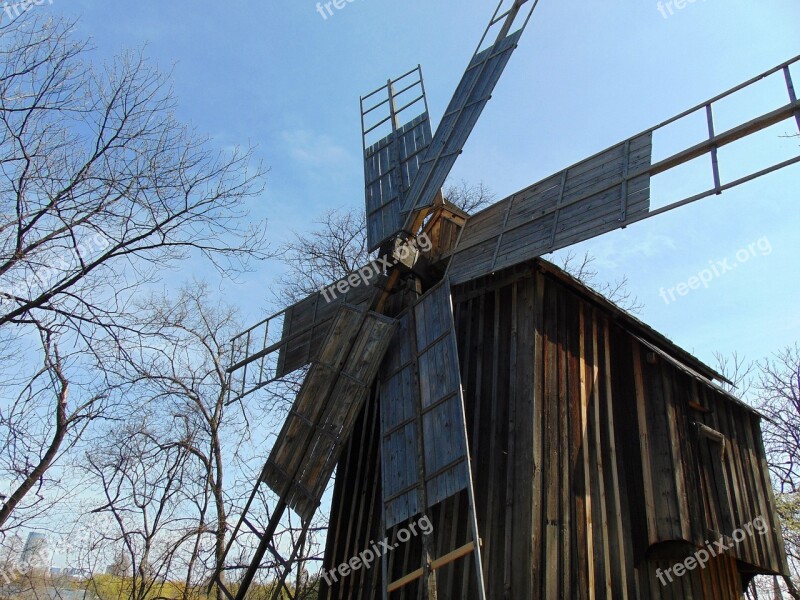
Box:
[281,129,353,169]
[585,232,678,269]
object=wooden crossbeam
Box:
[387,541,478,593]
[650,99,800,176]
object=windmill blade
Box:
[379,279,474,528]
[448,132,653,284]
[262,304,396,520]
[378,278,487,596]
[448,54,800,285]
[362,67,433,252]
[210,305,396,600]
[226,262,386,402]
[399,0,538,219]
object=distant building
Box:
[104,552,130,577]
[20,533,47,565]
[61,568,90,578]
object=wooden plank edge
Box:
[386,540,477,593]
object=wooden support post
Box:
[234,499,289,600]
[380,501,390,600]
[268,519,312,600]
[409,309,438,599]
[706,103,722,194]
[784,65,800,133]
[619,139,631,221]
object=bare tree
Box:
[102,283,258,600]
[558,250,644,314]
[753,344,800,597]
[276,209,369,305]
[0,326,107,532]
[75,282,322,599]
[713,351,755,397]
[85,419,195,600]
[442,179,494,214]
[716,345,800,598]
[755,345,800,495]
[0,12,269,532]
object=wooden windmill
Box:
[211,1,798,598]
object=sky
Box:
[3,0,799,571]
[26,0,798,369]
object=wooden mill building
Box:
[318,257,789,599]
[214,12,799,597]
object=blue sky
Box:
[39,0,800,368]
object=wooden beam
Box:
[650,100,800,176]
[387,541,477,593]
[493,0,528,43]
[375,203,435,313]
[375,269,402,314]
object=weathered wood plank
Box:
[323,259,787,598]
[365,112,433,251]
[632,341,658,546]
[400,32,523,216]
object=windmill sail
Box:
[448,133,653,284]
[362,67,433,252]
[379,280,474,528]
[448,54,800,285]
[262,305,396,520]
[378,278,487,597]
[399,1,537,219]
[225,264,386,403]
[211,305,396,600]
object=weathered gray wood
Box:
[321,259,787,599]
[365,113,432,250]
[263,306,396,521]
[379,280,471,528]
[400,31,524,218]
[272,268,385,379]
[448,133,653,285]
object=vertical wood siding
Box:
[319,260,787,599]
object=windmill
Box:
[209,1,800,598]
